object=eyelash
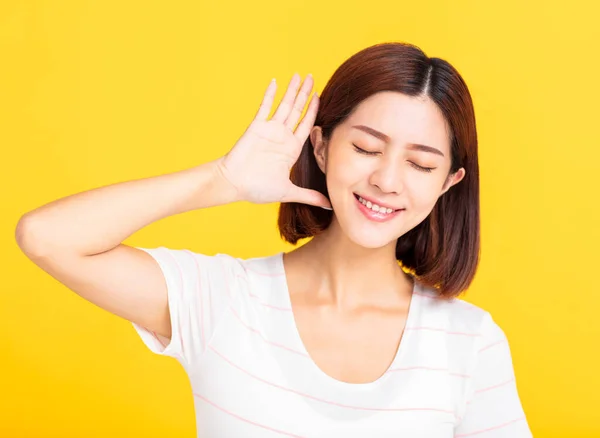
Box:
[352,144,435,173]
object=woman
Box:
[16,42,532,437]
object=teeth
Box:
[358,196,394,214]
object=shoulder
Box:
[235,252,285,276]
[415,282,502,342]
[136,246,281,284]
[202,251,285,296]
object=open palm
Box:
[216,74,331,209]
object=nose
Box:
[368,156,404,195]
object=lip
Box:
[354,193,404,223]
[353,193,402,211]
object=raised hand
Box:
[215,73,332,209]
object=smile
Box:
[353,193,404,223]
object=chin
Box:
[329,208,404,250]
[343,226,400,250]
[352,238,394,250]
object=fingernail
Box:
[321,206,332,210]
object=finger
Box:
[284,74,313,130]
[294,91,319,142]
[254,78,277,122]
[282,184,332,210]
[271,73,301,123]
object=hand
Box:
[215,73,332,209]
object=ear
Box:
[310,126,327,173]
[440,167,466,195]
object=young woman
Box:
[16,42,532,437]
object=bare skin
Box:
[282,239,414,384]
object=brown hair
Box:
[277,42,480,299]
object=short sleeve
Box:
[131,246,236,370]
[454,312,533,437]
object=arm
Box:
[15,159,238,258]
[15,159,238,339]
[14,73,325,343]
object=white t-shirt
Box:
[132,247,532,437]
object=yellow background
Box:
[2,1,599,436]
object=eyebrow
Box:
[351,125,445,157]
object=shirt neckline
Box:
[275,251,421,391]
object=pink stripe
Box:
[479,339,506,352]
[209,346,455,415]
[386,366,471,378]
[475,378,515,394]
[451,372,471,378]
[455,416,526,437]
[215,257,298,359]
[228,304,309,357]
[249,297,293,311]
[194,392,306,437]
[404,327,481,336]
[183,249,205,348]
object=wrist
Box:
[205,157,244,205]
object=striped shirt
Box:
[132,247,533,437]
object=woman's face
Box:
[311,91,465,249]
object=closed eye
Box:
[353,144,379,156]
[410,162,435,173]
[353,144,436,173]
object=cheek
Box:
[326,148,364,188]
[405,177,446,208]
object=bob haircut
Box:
[278,42,480,299]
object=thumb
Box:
[282,184,332,210]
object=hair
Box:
[277,42,480,299]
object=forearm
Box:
[16,158,239,257]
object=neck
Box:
[286,218,414,311]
